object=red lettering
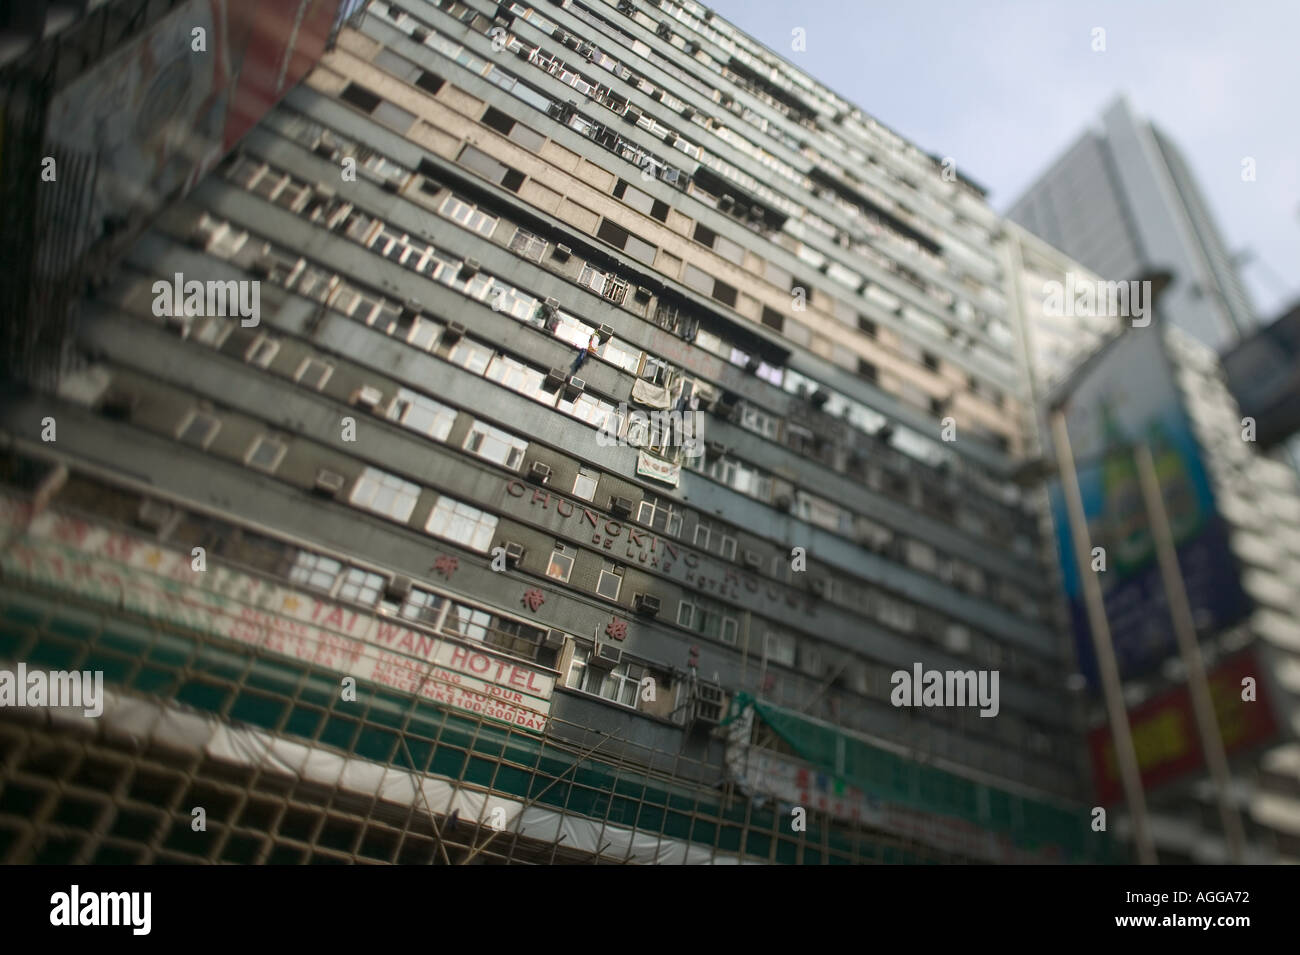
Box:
[531,489,550,509]
[506,480,526,497]
[556,498,574,518]
[605,520,622,536]
[509,667,527,688]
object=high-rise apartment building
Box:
[1,0,1108,864]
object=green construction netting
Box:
[727,692,1114,862]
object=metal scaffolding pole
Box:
[1133,442,1246,863]
[1049,408,1158,864]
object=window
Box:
[857,358,878,383]
[339,82,382,113]
[289,552,343,593]
[596,218,656,265]
[438,194,497,237]
[572,467,598,501]
[448,338,493,375]
[245,334,279,367]
[763,631,797,667]
[294,358,334,390]
[547,543,575,582]
[636,495,682,535]
[678,599,738,644]
[596,564,622,600]
[464,419,527,470]
[481,105,546,151]
[192,316,233,349]
[760,307,784,331]
[739,403,780,440]
[176,410,221,449]
[566,649,645,709]
[399,587,447,627]
[337,567,384,606]
[415,70,445,95]
[245,435,287,473]
[858,315,878,337]
[387,388,455,441]
[693,521,711,550]
[349,466,420,523]
[922,351,939,372]
[425,496,498,552]
[508,227,548,263]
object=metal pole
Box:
[1049,408,1157,864]
[1133,443,1247,863]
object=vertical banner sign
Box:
[1046,329,1252,688]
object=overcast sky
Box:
[707,0,1299,320]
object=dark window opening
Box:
[761,307,785,331]
[693,223,718,247]
[415,71,445,95]
[482,106,515,135]
[712,280,737,308]
[501,168,526,192]
[857,359,878,382]
[858,315,877,337]
[340,83,382,113]
[650,199,670,222]
[597,219,630,249]
[613,179,629,199]
[922,351,939,372]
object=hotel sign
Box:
[0,497,554,732]
[505,480,817,616]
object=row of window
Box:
[373,2,1016,408]
[211,107,1049,658]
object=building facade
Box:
[1,0,1107,864]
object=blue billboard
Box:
[1047,327,1252,689]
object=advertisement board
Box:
[1047,328,1252,687]
[1087,651,1278,803]
[0,496,554,732]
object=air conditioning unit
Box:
[381,176,402,193]
[623,107,641,125]
[775,493,793,512]
[598,323,614,341]
[553,244,572,262]
[528,461,552,484]
[705,440,727,459]
[590,644,622,669]
[543,628,566,650]
[350,385,384,410]
[632,593,661,616]
[385,575,413,602]
[543,296,560,315]
[718,195,735,212]
[692,682,725,725]
[313,184,337,203]
[811,389,830,407]
[743,550,763,571]
[610,496,634,518]
[745,355,762,373]
[444,321,466,341]
[563,376,585,399]
[314,469,346,496]
[504,541,526,565]
[634,285,652,302]
[656,22,672,39]
[401,298,422,320]
[459,258,480,278]
[544,368,566,392]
